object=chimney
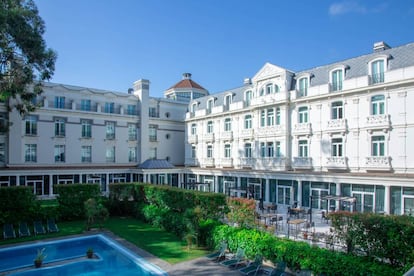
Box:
[244,78,252,85]
[182,73,192,80]
[373,41,391,52]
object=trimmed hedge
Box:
[0,186,39,224]
[211,224,398,275]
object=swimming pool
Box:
[0,234,167,275]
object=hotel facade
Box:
[1,41,414,215]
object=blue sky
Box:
[35,0,414,97]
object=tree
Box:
[0,0,56,115]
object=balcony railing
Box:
[202,158,215,167]
[239,157,254,168]
[365,156,391,171]
[185,158,199,167]
[326,156,348,170]
[220,131,233,140]
[329,82,343,92]
[188,135,198,144]
[293,123,312,136]
[219,158,233,168]
[326,119,347,133]
[240,129,254,138]
[369,72,385,85]
[366,114,390,132]
[292,157,312,169]
[203,133,215,142]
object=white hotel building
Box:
[1,41,414,215]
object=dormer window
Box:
[244,90,252,107]
[331,69,343,91]
[207,98,214,114]
[298,77,308,97]
[274,85,280,93]
[190,102,197,113]
[266,83,273,94]
[370,59,385,84]
[224,94,232,111]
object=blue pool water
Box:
[0,234,167,275]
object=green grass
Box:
[0,217,210,264]
[104,217,209,264]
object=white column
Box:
[335,183,340,211]
[384,185,390,214]
[297,180,302,207]
[49,174,53,196]
[265,178,270,203]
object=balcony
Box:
[329,82,343,92]
[326,119,347,134]
[220,131,233,141]
[293,123,312,136]
[188,135,198,144]
[326,157,348,170]
[256,125,285,138]
[203,133,215,142]
[240,129,254,139]
[365,156,392,171]
[239,157,254,168]
[185,158,199,167]
[219,158,233,168]
[365,114,391,133]
[292,157,313,170]
[201,158,215,168]
[368,72,385,85]
[257,157,288,171]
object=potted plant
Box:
[86,247,94,258]
[34,248,47,268]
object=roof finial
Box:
[182,73,192,80]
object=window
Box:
[81,146,92,162]
[267,108,274,126]
[81,99,91,111]
[332,138,343,157]
[106,146,115,162]
[54,145,65,162]
[0,113,7,133]
[128,123,137,140]
[224,118,231,131]
[128,147,137,162]
[274,85,280,93]
[372,136,385,156]
[267,142,274,157]
[276,107,281,125]
[191,145,196,158]
[191,123,197,135]
[244,143,252,158]
[54,96,65,109]
[25,115,37,135]
[298,78,308,97]
[54,118,65,137]
[127,105,136,115]
[331,69,343,91]
[149,107,158,117]
[207,121,213,133]
[260,142,266,157]
[81,119,92,138]
[260,110,266,127]
[244,115,252,129]
[25,144,37,162]
[224,144,231,158]
[207,145,213,158]
[149,125,157,141]
[266,83,273,94]
[0,143,4,162]
[298,140,308,157]
[190,103,197,113]
[106,121,115,139]
[275,141,281,157]
[298,106,309,123]
[331,101,343,119]
[224,94,232,111]
[371,95,385,115]
[105,102,114,113]
[245,90,252,106]
[149,148,157,159]
[371,59,385,84]
[207,99,214,113]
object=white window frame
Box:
[298,106,309,123]
[224,144,231,158]
[224,118,231,131]
[244,90,252,106]
[330,68,343,91]
[207,144,213,158]
[298,140,308,157]
[244,114,252,129]
[298,77,309,97]
[81,119,92,138]
[54,145,65,162]
[81,146,92,163]
[191,123,197,135]
[371,135,385,156]
[244,143,252,158]
[371,94,385,115]
[54,118,65,137]
[369,57,387,84]
[331,138,343,157]
[267,108,274,126]
[207,121,213,133]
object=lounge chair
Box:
[206,241,227,261]
[239,254,263,275]
[18,221,31,237]
[3,223,16,239]
[33,220,46,235]
[47,218,59,233]
[260,261,286,276]
[220,247,246,268]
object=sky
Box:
[34,0,414,98]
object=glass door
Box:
[277,186,291,205]
[403,197,414,216]
[353,192,374,213]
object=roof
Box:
[169,79,207,90]
[138,159,175,169]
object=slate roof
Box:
[138,159,175,169]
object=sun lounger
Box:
[220,247,246,268]
[206,241,227,261]
[18,221,31,237]
[239,254,263,275]
[260,261,286,276]
[47,218,59,233]
[3,223,16,239]
[33,220,46,235]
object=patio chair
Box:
[261,261,286,276]
[239,254,263,275]
[321,211,329,223]
[47,218,59,233]
[220,247,246,268]
[33,220,46,235]
[206,241,227,261]
[3,223,16,239]
[18,221,31,237]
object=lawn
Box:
[0,217,209,264]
